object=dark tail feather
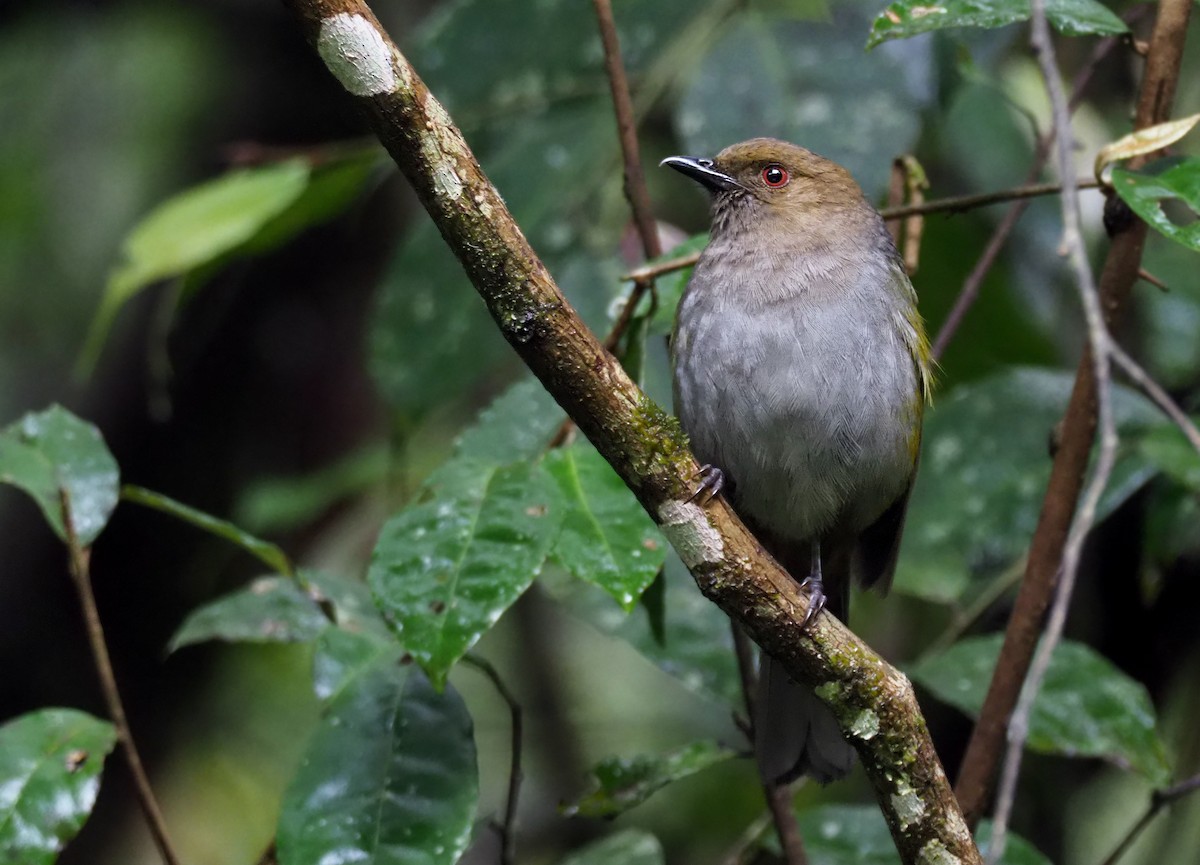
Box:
[755,654,855,784]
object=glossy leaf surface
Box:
[169,575,330,652]
[869,0,1127,48]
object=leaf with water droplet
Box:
[911,635,1171,785]
[278,657,477,865]
[0,709,117,865]
[0,405,119,545]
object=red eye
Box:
[761,164,789,187]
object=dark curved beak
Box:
[660,156,741,193]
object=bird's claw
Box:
[687,464,725,505]
[798,575,827,629]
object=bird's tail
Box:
[754,653,856,784]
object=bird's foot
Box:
[798,574,827,629]
[687,464,725,505]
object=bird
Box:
[661,138,931,784]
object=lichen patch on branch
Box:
[317,13,397,96]
[657,500,724,567]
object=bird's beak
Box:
[660,156,741,193]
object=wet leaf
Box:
[556,830,664,865]
[0,405,119,545]
[564,741,737,818]
[0,709,117,865]
[1094,114,1200,181]
[912,635,1172,785]
[168,576,330,652]
[278,659,477,865]
[545,443,666,611]
[869,0,1127,48]
[1111,158,1200,253]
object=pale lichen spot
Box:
[849,709,879,740]
[657,500,723,567]
[433,165,463,200]
[890,781,926,832]
[917,841,961,865]
[911,5,947,18]
[317,14,397,97]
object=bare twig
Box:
[59,491,183,865]
[1099,772,1200,865]
[1109,343,1200,453]
[463,655,523,865]
[1137,268,1170,292]
[880,178,1101,220]
[284,3,984,860]
[954,0,1193,825]
[986,4,1120,858]
[591,0,662,262]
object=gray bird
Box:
[662,138,932,784]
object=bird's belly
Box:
[674,299,918,542]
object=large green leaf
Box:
[1111,158,1200,253]
[0,405,119,545]
[79,160,308,372]
[121,484,292,575]
[912,635,1172,785]
[868,0,1128,48]
[564,740,737,819]
[546,443,667,611]
[896,368,1162,603]
[370,461,561,688]
[168,575,331,653]
[792,804,1050,864]
[311,627,394,703]
[0,709,118,865]
[278,658,478,865]
[677,7,932,200]
[556,830,665,865]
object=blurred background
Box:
[2,1,1199,863]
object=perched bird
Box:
[662,138,931,784]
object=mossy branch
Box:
[282,2,981,862]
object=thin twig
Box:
[591,0,662,262]
[721,813,773,865]
[463,655,523,865]
[1099,772,1200,865]
[924,556,1027,658]
[986,4,1119,859]
[1109,343,1200,453]
[59,490,183,865]
[1137,268,1170,292]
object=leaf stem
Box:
[60,489,184,865]
[463,654,523,865]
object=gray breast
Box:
[672,255,918,543]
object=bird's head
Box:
[661,138,869,236]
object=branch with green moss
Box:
[281,2,981,862]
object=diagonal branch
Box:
[282,3,982,862]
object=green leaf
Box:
[370,461,561,688]
[121,484,292,575]
[0,709,118,865]
[564,740,737,818]
[0,406,119,545]
[80,160,310,373]
[911,635,1172,785]
[556,830,664,865]
[168,575,330,653]
[792,804,1050,864]
[868,0,1128,49]
[1138,423,1200,492]
[425,377,565,497]
[545,443,667,611]
[311,627,394,703]
[1112,158,1200,253]
[278,658,478,865]
[896,368,1162,603]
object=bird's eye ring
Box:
[761,164,789,188]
